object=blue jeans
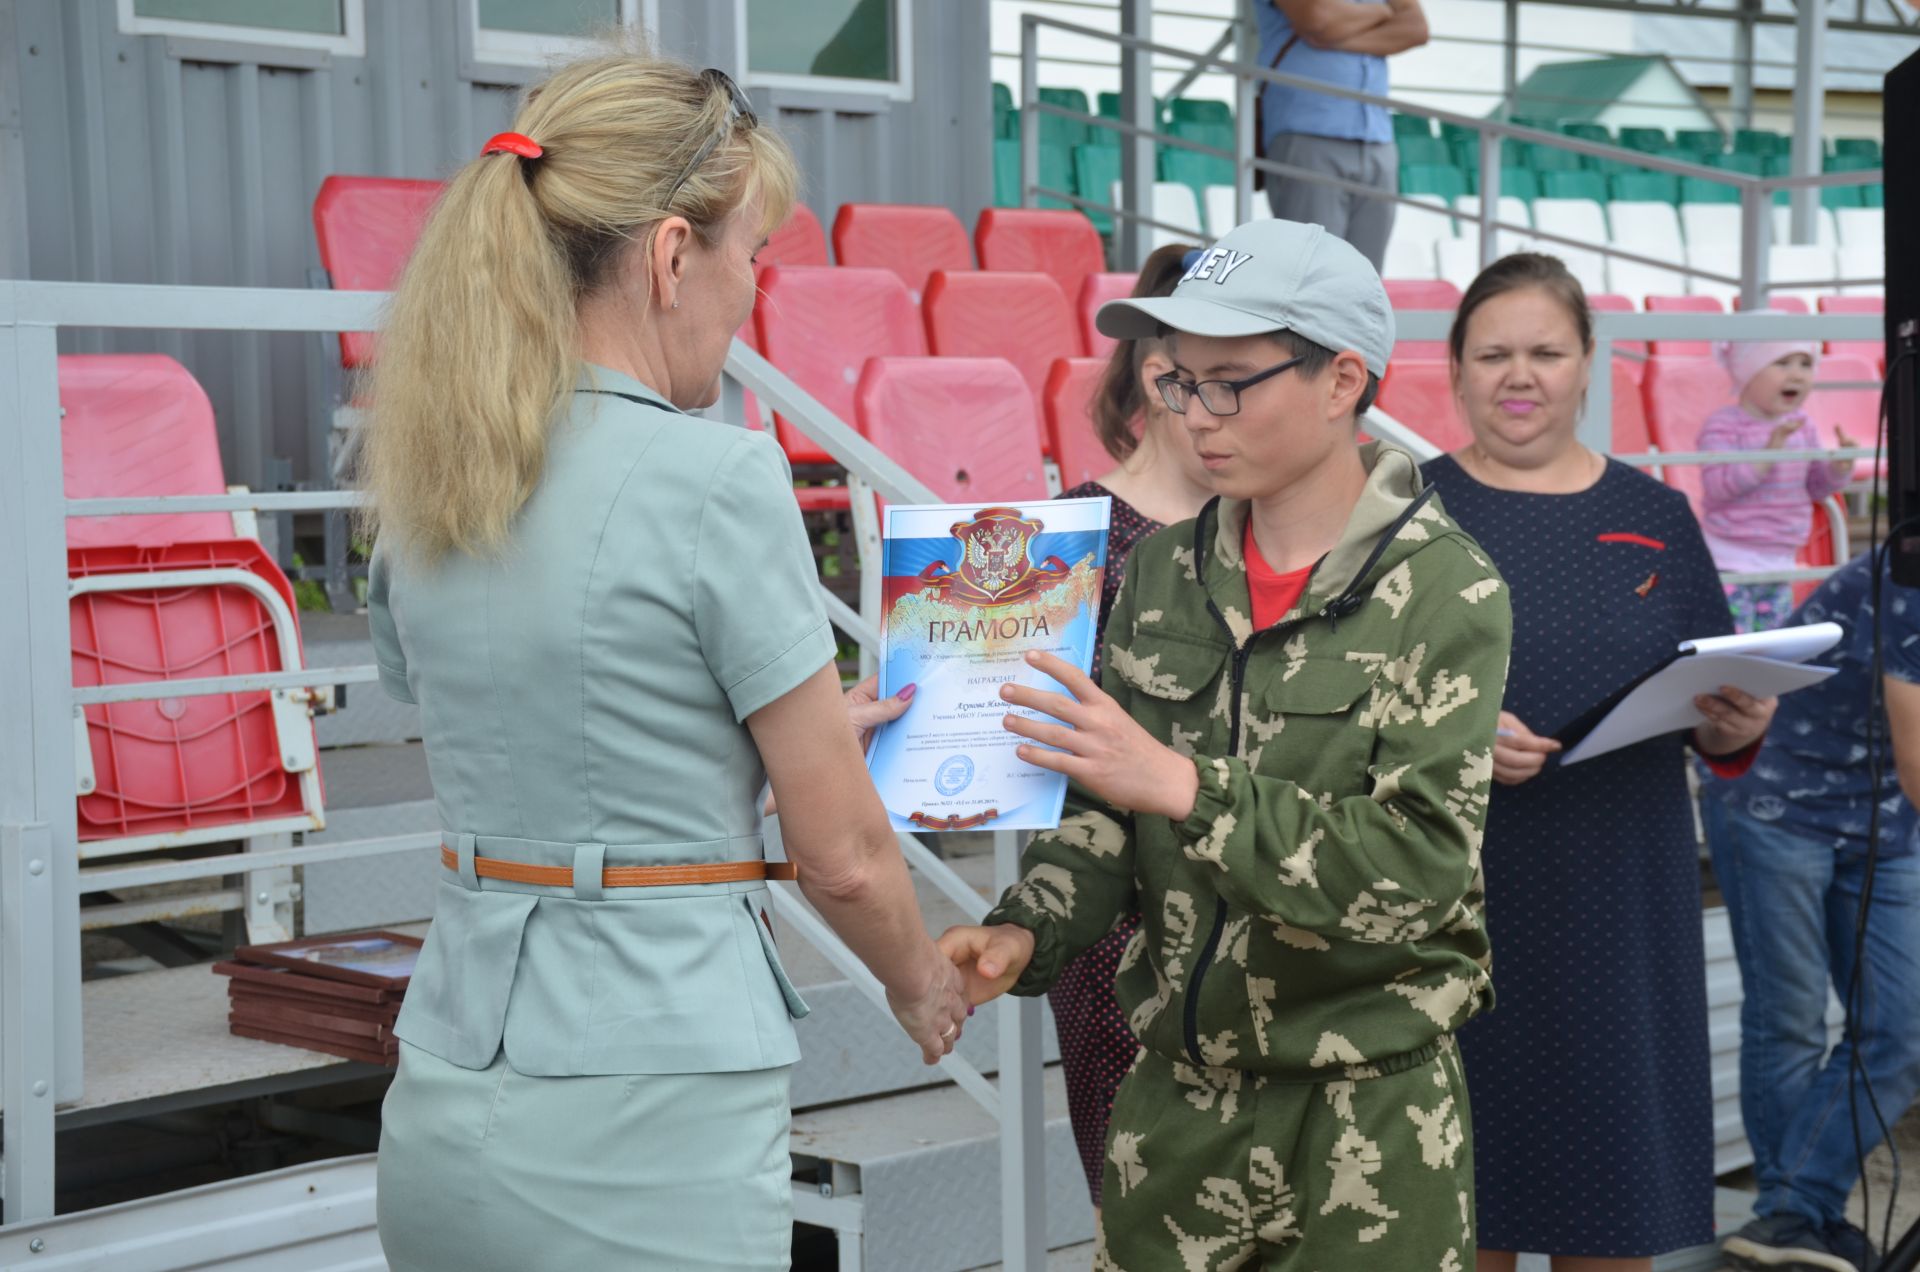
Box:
[1708,802,1920,1226]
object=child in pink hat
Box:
[1698,339,1856,631]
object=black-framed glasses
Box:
[664,68,758,207]
[1155,354,1306,417]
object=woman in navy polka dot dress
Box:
[1420,256,1777,1269]
[1052,241,1210,1208]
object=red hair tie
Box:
[481,132,543,160]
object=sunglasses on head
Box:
[664,68,758,207]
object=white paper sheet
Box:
[1559,623,1844,766]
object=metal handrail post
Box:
[1120,0,1157,269]
[1738,183,1770,311]
[1788,0,1826,245]
[1477,131,1502,268]
[0,307,83,1126]
[1584,330,1615,455]
[1,824,56,1223]
[996,828,1046,1271]
[1234,61,1257,227]
[1020,17,1040,212]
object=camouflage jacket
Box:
[984,443,1511,1080]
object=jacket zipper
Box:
[1172,490,1433,1068]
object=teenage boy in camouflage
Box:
[939,219,1511,1271]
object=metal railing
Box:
[0,279,1049,1267]
[1017,13,1885,305]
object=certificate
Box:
[866,498,1111,831]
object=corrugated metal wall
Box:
[0,0,992,491]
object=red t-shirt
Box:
[1244,522,1315,630]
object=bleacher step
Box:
[791,1064,1094,1271]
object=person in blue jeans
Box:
[1712,550,1920,1272]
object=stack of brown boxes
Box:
[212,931,422,1067]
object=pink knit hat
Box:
[1714,339,1820,393]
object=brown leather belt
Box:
[438,847,798,888]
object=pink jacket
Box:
[1698,404,1845,571]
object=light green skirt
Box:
[377,1042,793,1270]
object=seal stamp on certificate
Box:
[934,753,976,796]
[864,497,1111,831]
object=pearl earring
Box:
[671,299,680,309]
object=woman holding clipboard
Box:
[1420,254,1775,1271]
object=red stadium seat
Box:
[855,358,1051,502]
[1078,272,1137,359]
[1795,499,1837,606]
[1373,359,1471,454]
[1819,294,1885,370]
[1588,293,1648,380]
[1809,354,1882,484]
[975,209,1107,314]
[312,175,442,369]
[1646,295,1724,357]
[61,355,231,548]
[754,265,926,480]
[831,203,973,304]
[923,270,1084,448]
[1044,357,1115,491]
[761,203,830,269]
[1609,360,1652,455]
[1641,354,1732,512]
[1733,294,1810,313]
[1383,279,1460,360]
[71,539,321,848]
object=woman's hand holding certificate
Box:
[1000,650,1201,821]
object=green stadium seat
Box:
[1172,120,1234,153]
[1160,147,1235,203]
[1710,151,1765,176]
[1498,166,1542,201]
[993,83,1013,113]
[1674,128,1723,153]
[1620,127,1673,152]
[1833,137,1881,161]
[993,138,1019,207]
[1680,175,1741,204]
[1172,98,1233,125]
[1035,89,1092,148]
[1085,120,1122,148]
[1393,113,1434,141]
[1439,121,1480,148]
[1560,122,1612,144]
[1734,128,1787,156]
[1527,143,1585,172]
[1401,163,1467,203]
[1863,184,1883,207]
[1072,145,1121,233]
[1398,135,1451,167]
[1541,169,1605,202]
[1450,135,1525,174]
[1825,152,1879,173]
[999,107,1019,140]
[1610,171,1679,203]
[992,139,1077,211]
[1821,184,1864,210]
[1097,91,1168,120]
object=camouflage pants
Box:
[1095,1036,1474,1272]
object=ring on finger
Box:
[940,1024,957,1041]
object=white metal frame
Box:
[466,0,653,68]
[1016,11,1884,307]
[736,0,916,102]
[113,0,368,57]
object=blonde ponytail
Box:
[361,45,798,561]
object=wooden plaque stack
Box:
[212,931,422,1067]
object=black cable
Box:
[1853,339,1915,1258]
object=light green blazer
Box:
[369,366,833,1076]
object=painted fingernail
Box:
[968,1004,976,1016]
[899,683,917,701]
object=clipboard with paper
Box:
[1556,623,1843,765]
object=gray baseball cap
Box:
[1096,219,1395,377]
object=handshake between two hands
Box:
[889,920,1039,1066]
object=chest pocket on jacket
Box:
[1251,656,1385,783]
[1107,629,1228,704]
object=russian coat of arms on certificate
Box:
[865,497,1111,831]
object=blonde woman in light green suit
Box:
[361,48,969,1271]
